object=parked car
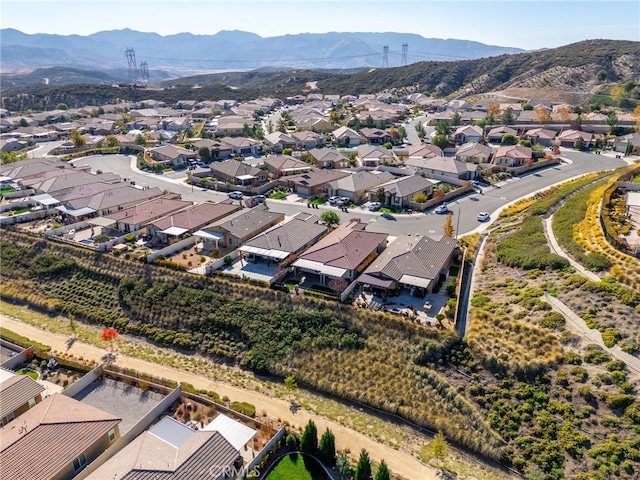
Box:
[228,191,244,200]
[328,196,340,205]
[434,203,449,214]
[477,212,490,222]
[337,196,351,206]
[368,202,382,211]
[255,194,266,203]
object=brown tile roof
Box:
[298,220,387,269]
[106,195,191,225]
[0,394,120,480]
[0,372,45,420]
[212,207,284,239]
[150,201,238,231]
[285,169,351,188]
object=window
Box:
[28,398,36,408]
[6,412,14,424]
[108,428,116,442]
[73,453,87,472]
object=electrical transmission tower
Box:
[139,61,149,83]
[401,43,408,66]
[125,48,138,83]
[382,45,389,68]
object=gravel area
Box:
[73,378,166,434]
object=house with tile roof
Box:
[486,126,518,144]
[85,415,241,480]
[263,132,297,153]
[0,368,45,427]
[357,144,398,167]
[407,144,443,159]
[359,127,392,145]
[264,155,314,178]
[292,130,324,150]
[105,194,191,233]
[455,142,493,164]
[406,155,479,181]
[210,159,266,186]
[493,145,533,169]
[280,169,351,197]
[324,170,395,203]
[523,128,557,147]
[293,220,388,285]
[452,125,483,144]
[148,145,196,168]
[359,234,457,294]
[307,149,351,170]
[332,126,362,147]
[59,184,163,218]
[238,212,327,264]
[367,175,439,209]
[218,137,262,156]
[203,207,284,250]
[557,129,593,148]
[0,393,120,480]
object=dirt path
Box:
[0,314,438,480]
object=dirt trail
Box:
[0,314,438,480]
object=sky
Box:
[2,0,639,50]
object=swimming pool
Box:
[78,239,94,245]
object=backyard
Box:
[264,453,329,480]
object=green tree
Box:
[375,120,386,130]
[596,70,607,82]
[104,135,120,148]
[606,111,618,134]
[19,118,29,127]
[70,129,86,148]
[284,375,297,402]
[355,449,373,480]
[522,103,533,111]
[375,187,386,204]
[198,146,212,163]
[374,460,390,480]
[56,103,69,110]
[430,431,449,467]
[253,125,265,139]
[415,122,426,140]
[382,141,393,150]
[501,133,517,145]
[435,120,451,136]
[242,123,253,137]
[267,120,274,134]
[335,451,354,480]
[365,115,374,128]
[501,107,514,125]
[300,420,318,454]
[610,85,626,104]
[443,213,455,237]
[320,210,341,228]
[282,148,293,156]
[329,110,341,126]
[432,134,450,150]
[575,136,585,150]
[451,111,462,126]
[135,134,146,145]
[318,429,336,467]
[397,125,407,140]
[351,115,361,131]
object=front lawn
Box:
[265,453,329,480]
[0,188,14,195]
[270,192,288,200]
[17,368,39,380]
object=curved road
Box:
[73,151,627,238]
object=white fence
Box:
[340,278,360,303]
[62,364,104,398]
[146,236,197,263]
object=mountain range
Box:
[0,28,525,75]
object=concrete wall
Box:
[44,220,91,238]
[509,157,560,175]
[409,183,473,211]
[0,341,28,370]
[1,189,35,200]
[62,364,104,398]
[75,386,182,480]
[246,426,286,475]
[0,210,48,225]
[146,235,197,262]
[207,249,241,272]
[340,278,360,303]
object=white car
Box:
[477,212,490,222]
[228,191,244,200]
[368,202,382,211]
[434,203,449,214]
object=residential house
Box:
[292,130,324,150]
[406,155,478,181]
[214,116,253,137]
[407,144,444,159]
[0,367,45,426]
[148,144,196,167]
[238,212,328,264]
[0,138,28,153]
[493,145,533,169]
[193,139,233,160]
[161,117,191,132]
[204,207,284,250]
[174,100,197,110]
[293,220,388,285]
[218,136,262,157]
[263,131,296,153]
[426,111,454,126]
[20,170,121,199]
[368,175,438,209]
[264,155,314,178]
[486,126,518,144]
[308,149,351,169]
[455,142,492,164]
[357,144,398,167]
[613,133,640,154]
[324,170,395,203]
[105,194,191,233]
[332,126,361,147]
[359,128,392,145]
[446,99,471,111]
[523,128,557,147]
[210,159,266,186]
[452,125,483,144]
[58,184,163,219]
[0,393,120,480]
[147,200,239,243]
[557,129,593,148]
[281,169,351,197]
[85,415,242,480]
[359,234,457,294]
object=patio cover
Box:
[55,205,96,217]
[293,258,348,278]
[160,226,188,236]
[399,274,432,289]
[202,413,256,451]
[88,217,116,227]
[194,229,224,241]
[236,174,255,181]
[357,273,394,289]
[238,245,289,260]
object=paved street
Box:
[73,150,629,237]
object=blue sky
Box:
[2,0,638,50]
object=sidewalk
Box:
[0,313,438,480]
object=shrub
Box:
[570,366,589,383]
[584,345,611,364]
[230,401,256,418]
[539,311,566,329]
[601,328,622,348]
[564,351,582,365]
